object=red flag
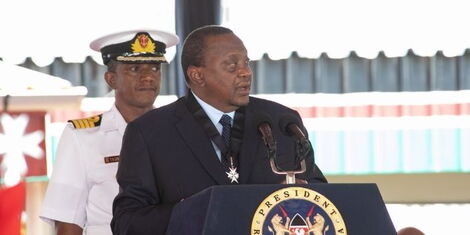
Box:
[0,182,26,235]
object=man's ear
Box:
[187,65,204,86]
[104,71,116,89]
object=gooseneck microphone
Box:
[279,113,307,140]
[253,112,276,158]
[254,112,309,184]
[279,113,312,160]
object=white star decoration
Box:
[0,114,44,187]
[226,167,239,183]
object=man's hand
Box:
[55,221,83,235]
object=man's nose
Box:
[140,68,158,81]
[238,65,252,80]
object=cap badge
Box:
[131,34,156,53]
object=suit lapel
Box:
[238,104,262,184]
[174,99,230,185]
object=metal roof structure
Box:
[14,49,470,97]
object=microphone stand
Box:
[269,138,309,184]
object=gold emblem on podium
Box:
[251,187,347,235]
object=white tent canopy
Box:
[1,0,470,64]
[0,61,87,111]
[0,0,176,66]
[222,0,470,60]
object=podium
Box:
[167,184,396,235]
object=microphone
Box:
[253,112,276,156]
[279,113,311,160]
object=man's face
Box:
[107,63,161,108]
[198,33,252,112]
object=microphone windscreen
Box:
[278,113,300,136]
[253,111,273,130]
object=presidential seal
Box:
[251,187,347,235]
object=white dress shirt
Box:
[192,92,234,160]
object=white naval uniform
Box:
[40,105,126,235]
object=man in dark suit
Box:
[111,25,327,235]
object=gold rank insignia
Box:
[68,114,102,129]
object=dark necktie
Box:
[219,114,232,150]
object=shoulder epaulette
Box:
[68,114,103,129]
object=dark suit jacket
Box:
[111,96,327,235]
